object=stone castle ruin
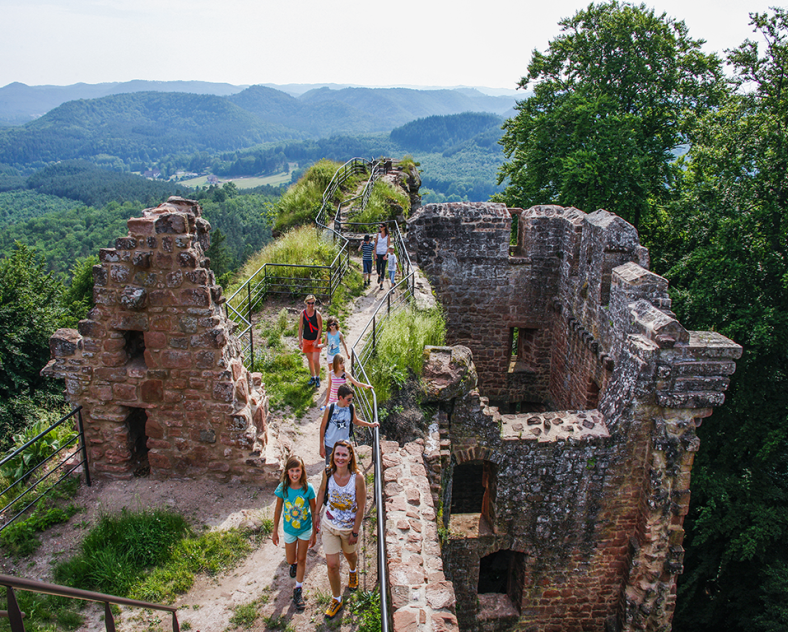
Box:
[42,198,272,482]
[40,191,741,631]
[395,202,741,631]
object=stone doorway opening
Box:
[477,549,525,620]
[125,407,150,477]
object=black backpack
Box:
[327,402,355,441]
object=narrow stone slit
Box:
[122,330,147,367]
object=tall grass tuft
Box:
[228,225,340,302]
[273,159,343,234]
[348,179,410,226]
[53,508,253,604]
[365,306,446,404]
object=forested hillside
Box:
[0,92,296,168]
[28,161,184,207]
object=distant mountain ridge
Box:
[0,80,520,128]
[0,81,246,125]
[0,83,520,168]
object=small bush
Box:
[54,509,253,605]
[0,503,79,556]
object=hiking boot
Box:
[308,376,315,386]
[315,377,321,388]
[348,570,359,591]
[289,563,297,578]
[293,586,305,610]
[325,598,343,619]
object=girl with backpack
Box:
[298,295,323,388]
[272,455,316,611]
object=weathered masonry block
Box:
[42,197,273,482]
[408,203,742,632]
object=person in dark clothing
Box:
[298,294,323,387]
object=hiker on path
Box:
[298,295,323,387]
[272,455,317,611]
[323,316,350,374]
[314,440,366,619]
[319,384,378,465]
[373,223,389,288]
[358,234,374,287]
[385,244,401,290]
[321,354,372,412]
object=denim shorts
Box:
[284,526,313,544]
[363,259,372,274]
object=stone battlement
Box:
[407,202,742,632]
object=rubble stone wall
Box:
[408,203,742,632]
[42,198,274,482]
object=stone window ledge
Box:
[477,593,519,620]
[508,359,537,374]
[448,512,494,539]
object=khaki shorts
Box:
[321,519,356,555]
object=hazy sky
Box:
[0,0,780,89]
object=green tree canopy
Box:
[0,242,68,399]
[654,9,788,632]
[496,0,724,228]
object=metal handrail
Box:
[0,407,91,534]
[225,158,374,368]
[0,574,179,632]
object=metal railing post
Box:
[4,585,25,631]
[104,602,116,632]
[77,408,91,487]
[248,283,254,367]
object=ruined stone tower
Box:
[42,197,272,482]
[403,202,741,632]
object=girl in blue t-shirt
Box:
[273,455,316,611]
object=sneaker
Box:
[307,376,315,386]
[348,570,358,591]
[293,586,305,610]
[325,598,343,619]
[289,563,297,578]
[315,377,321,388]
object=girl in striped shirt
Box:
[320,354,372,411]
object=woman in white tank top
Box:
[314,441,367,618]
[373,223,389,288]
